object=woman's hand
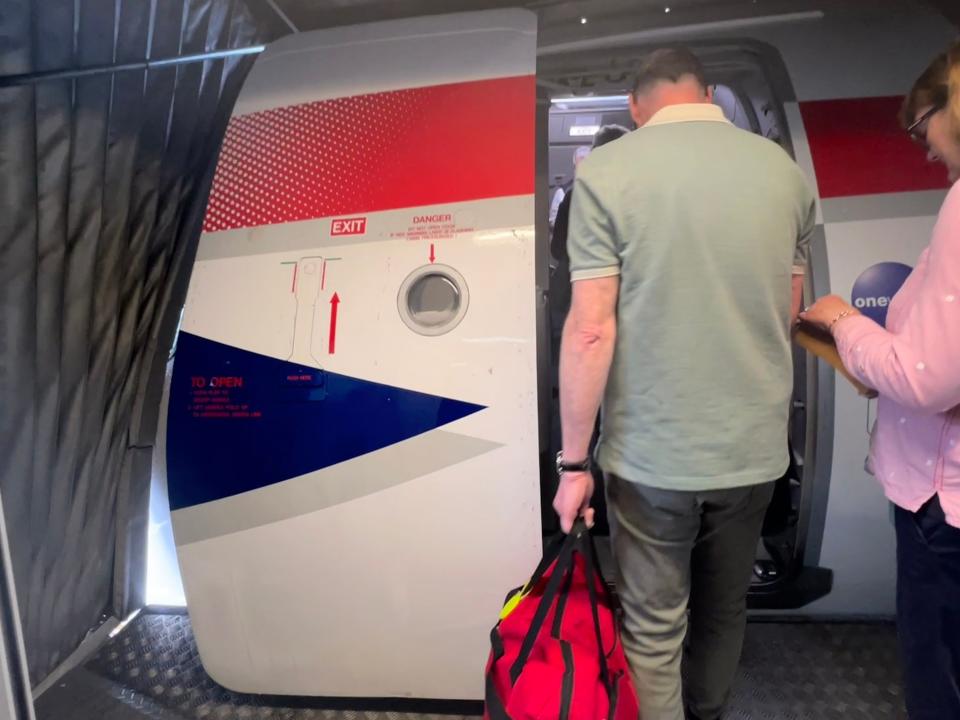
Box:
[799,295,860,334]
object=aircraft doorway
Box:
[538,41,832,609]
[145,40,835,614]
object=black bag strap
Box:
[551,566,575,639]
[558,640,575,720]
[523,529,568,594]
[607,670,622,718]
[584,522,617,610]
[486,628,513,720]
[508,523,582,683]
[485,675,512,720]
[580,528,613,694]
[581,527,622,659]
[507,521,620,696]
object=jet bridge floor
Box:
[36,612,907,720]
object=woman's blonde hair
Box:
[901,41,960,139]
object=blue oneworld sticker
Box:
[850,262,913,327]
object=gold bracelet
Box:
[828,310,854,331]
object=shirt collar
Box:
[644,103,730,128]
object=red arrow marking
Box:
[328,292,340,354]
[429,243,436,263]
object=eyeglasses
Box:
[907,103,945,144]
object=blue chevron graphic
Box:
[167,333,486,510]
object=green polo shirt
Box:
[568,103,815,491]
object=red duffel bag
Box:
[485,521,640,720]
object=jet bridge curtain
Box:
[0,0,270,685]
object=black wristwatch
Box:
[556,451,592,476]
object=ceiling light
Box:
[550,95,630,106]
[665,6,672,13]
[580,16,588,24]
[539,11,825,56]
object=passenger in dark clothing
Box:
[549,124,631,344]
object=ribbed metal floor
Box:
[725,622,906,720]
[38,612,906,720]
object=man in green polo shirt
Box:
[553,48,814,720]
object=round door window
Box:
[398,265,469,336]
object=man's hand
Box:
[553,472,596,534]
[556,275,618,536]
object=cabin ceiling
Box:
[258,0,958,39]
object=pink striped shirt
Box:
[835,182,960,527]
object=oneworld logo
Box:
[850,262,913,327]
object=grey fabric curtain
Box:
[0,0,270,686]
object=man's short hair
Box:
[592,124,630,149]
[632,48,707,96]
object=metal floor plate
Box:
[53,613,906,720]
[726,622,906,720]
[34,666,184,720]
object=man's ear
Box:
[705,84,715,103]
[628,93,645,127]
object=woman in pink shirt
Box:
[802,43,960,720]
